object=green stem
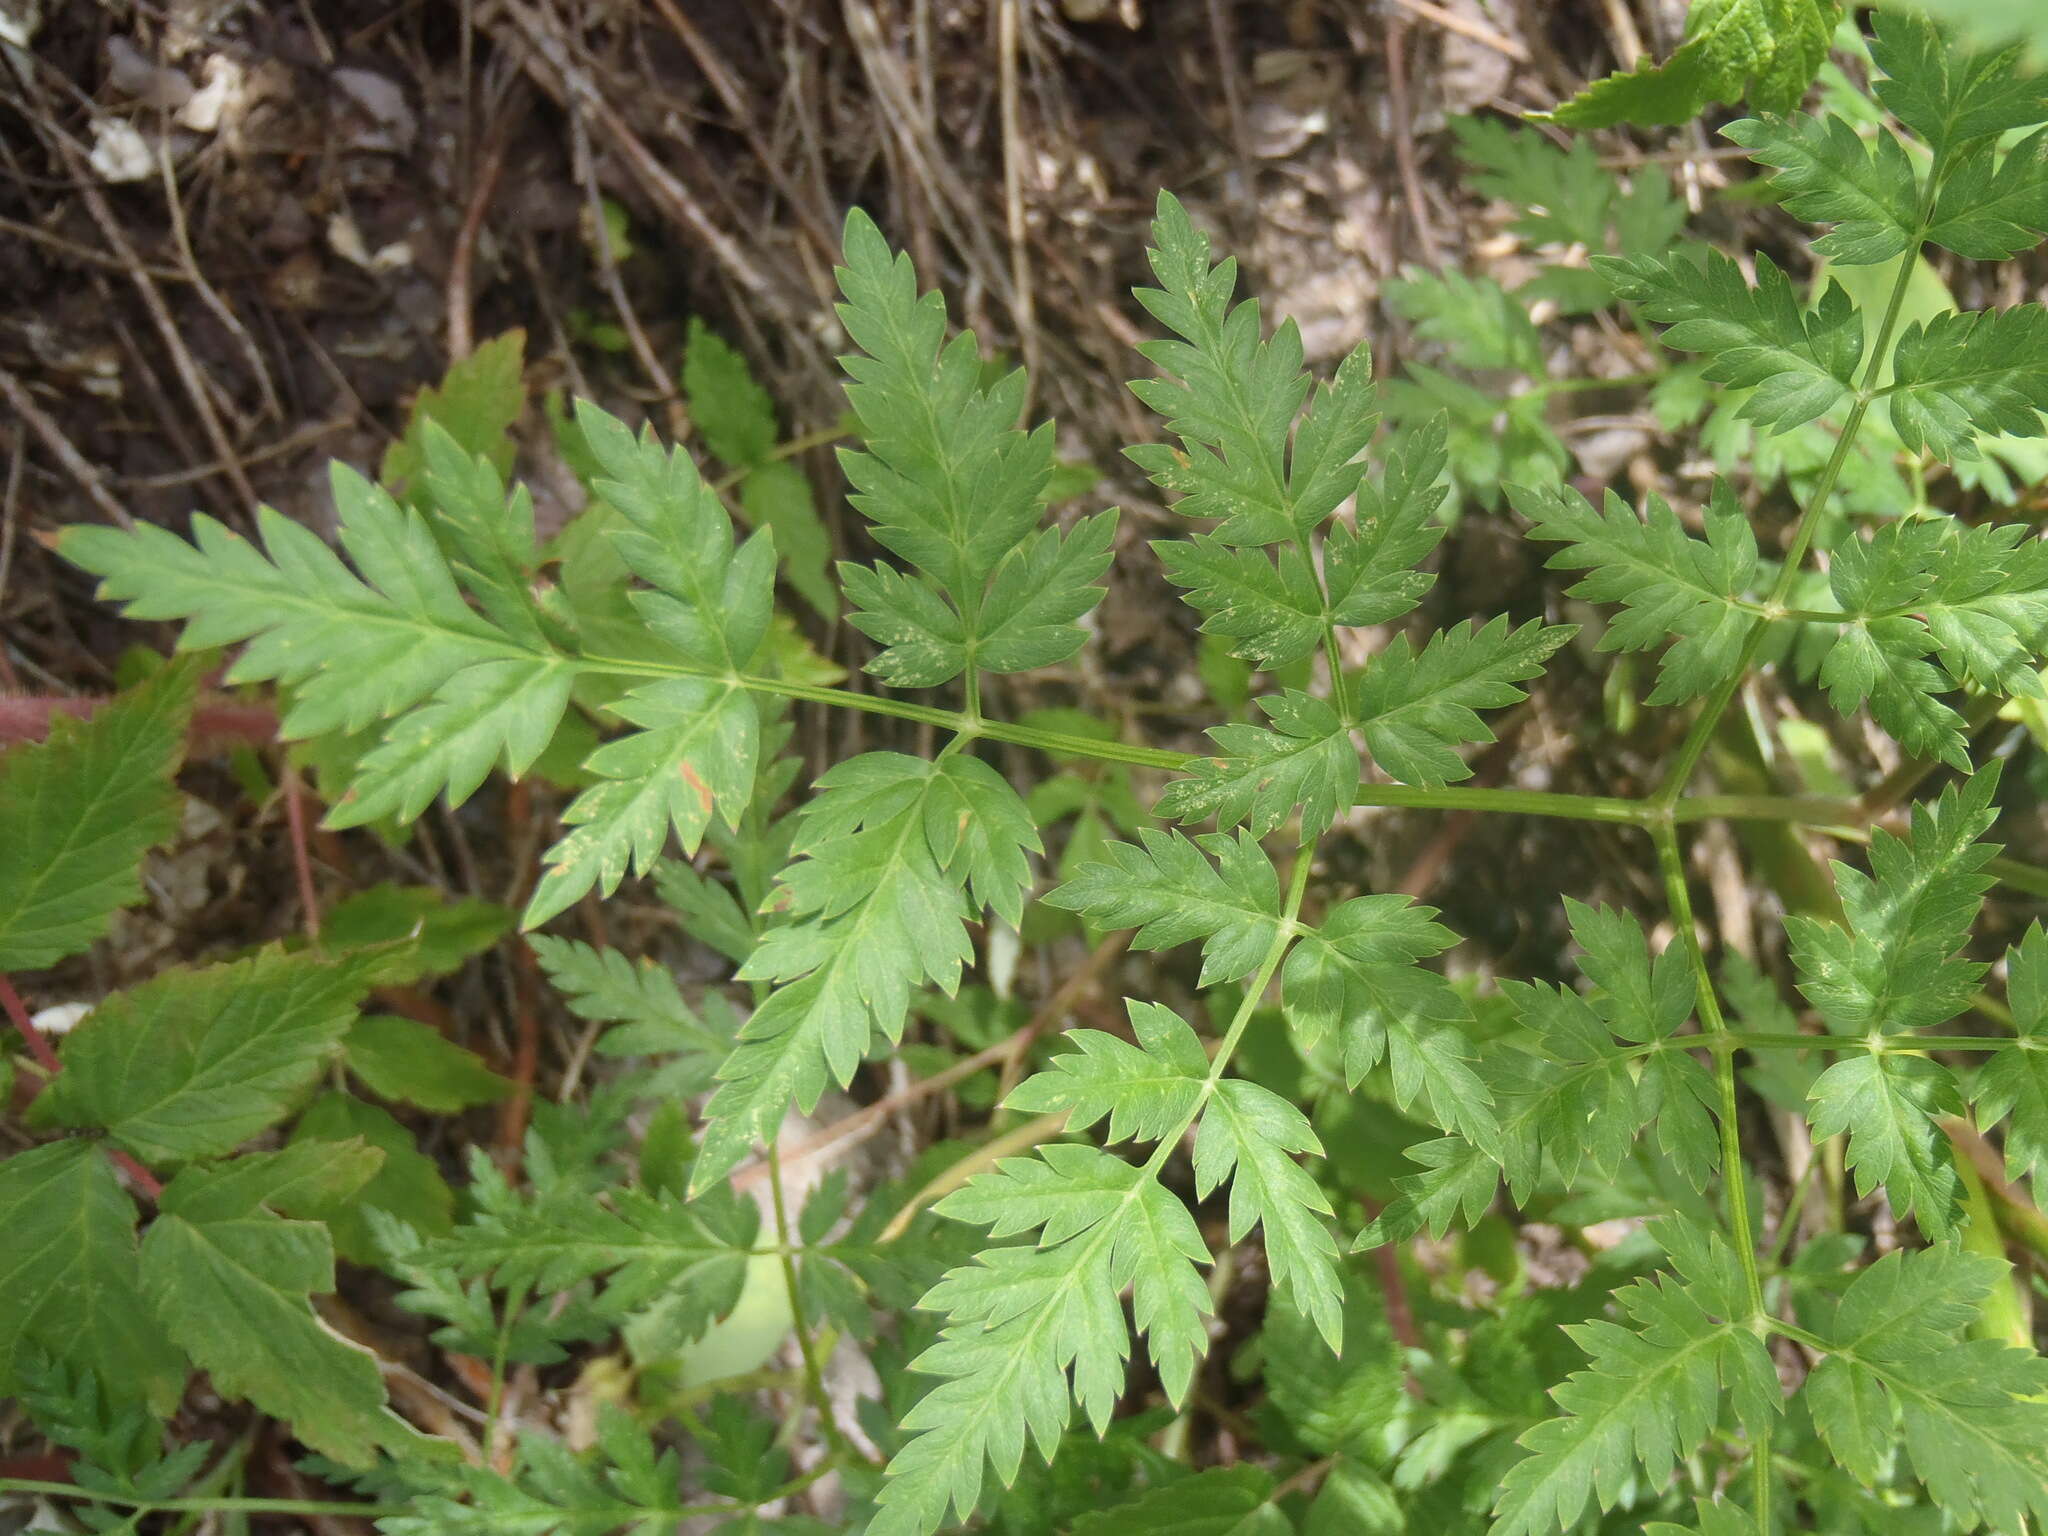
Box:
[765,1143,866,1465]
[1952,1142,2032,1347]
[578,653,1859,822]
[1652,159,1947,811]
[482,1282,530,1466]
[1141,841,1318,1188]
[0,1479,752,1524]
[1767,1319,1830,1353]
[568,655,2048,903]
[1630,1030,2011,1055]
[1534,370,1665,395]
[1652,822,1771,1530]
[708,425,850,494]
[0,1484,417,1518]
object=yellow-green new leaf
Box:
[1543,0,1839,129]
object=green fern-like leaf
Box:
[1805,1246,2048,1530]
[1353,616,1574,784]
[1869,11,2048,157]
[62,463,564,804]
[1791,770,2002,1235]
[1042,829,1279,987]
[1157,690,1358,841]
[1128,192,1376,547]
[1004,1000,1208,1144]
[1925,126,2048,259]
[1155,537,1329,669]
[1515,481,1754,705]
[872,1145,1209,1536]
[1722,114,1921,265]
[424,1153,759,1347]
[1282,894,1495,1150]
[1974,921,2048,1183]
[1595,249,1861,432]
[696,753,1035,1186]
[1491,1224,1777,1536]
[1885,304,2048,461]
[1192,1077,1344,1346]
[835,208,1106,687]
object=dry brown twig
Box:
[0,363,134,529]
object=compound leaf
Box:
[1517,481,1757,704]
[1722,115,1920,265]
[1975,922,2048,1182]
[64,478,513,747]
[921,755,1042,931]
[1786,769,1999,1038]
[574,398,775,674]
[1885,305,2048,462]
[974,513,1118,677]
[1925,126,2048,259]
[876,1147,1207,1536]
[1155,536,1327,669]
[697,755,986,1186]
[1043,829,1281,987]
[1324,412,1447,626]
[1353,617,1573,784]
[426,1167,758,1344]
[1282,895,1493,1150]
[1870,11,2048,157]
[1004,1000,1208,1145]
[1354,1134,1499,1248]
[1595,250,1860,432]
[1807,1052,1965,1238]
[836,208,1054,646]
[1193,1078,1343,1348]
[1491,1234,1775,1536]
[1158,690,1358,841]
[334,657,573,829]
[527,679,758,926]
[1129,192,1372,546]
[1807,1247,2048,1530]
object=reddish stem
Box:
[0,971,61,1074]
[109,1148,165,1200]
[0,695,278,749]
[1,971,163,1200]
[284,766,323,944]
